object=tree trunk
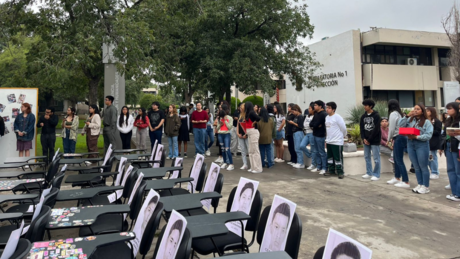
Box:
[88,77,101,106]
[225,86,231,103]
[184,79,194,104]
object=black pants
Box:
[119,131,133,150]
[287,134,297,163]
[41,133,56,163]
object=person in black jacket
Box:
[37,107,59,163]
[285,103,297,166]
[441,102,460,201]
[309,100,328,174]
[360,99,382,181]
[426,107,442,179]
[288,104,306,169]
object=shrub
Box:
[242,96,264,108]
[348,124,362,145]
[346,101,388,124]
[139,94,168,111]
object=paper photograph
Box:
[201,162,220,210]
[153,144,164,168]
[132,189,160,256]
[0,104,4,113]
[170,157,183,179]
[323,228,372,259]
[187,154,204,193]
[12,108,19,118]
[3,116,10,122]
[7,94,16,103]
[156,210,187,259]
[18,94,26,104]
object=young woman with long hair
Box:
[165,104,181,159]
[285,103,297,166]
[62,107,79,155]
[441,102,460,201]
[399,103,433,194]
[300,102,317,169]
[217,109,234,170]
[82,105,101,159]
[258,107,275,168]
[241,102,262,173]
[426,107,442,179]
[238,103,250,170]
[204,106,214,157]
[14,103,36,160]
[289,105,306,169]
[134,108,150,152]
[178,106,190,157]
[117,106,134,150]
[274,104,286,162]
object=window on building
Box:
[362,87,437,108]
[438,48,450,67]
[363,45,433,66]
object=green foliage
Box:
[346,101,388,124]
[348,124,362,146]
[223,97,241,114]
[242,96,264,108]
[139,94,169,111]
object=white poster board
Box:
[170,157,183,179]
[201,162,220,210]
[0,88,39,163]
[323,229,372,259]
[225,177,259,237]
[152,144,164,168]
[188,154,204,193]
[156,210,187,259]
[260,195,297,253]
[443,81,460,106]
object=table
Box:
[186,212,250,239]
[3,156,47,164]
[46,204,130,230]
[0,212,23,221]
[65,172,118,187]
[222,251,291,259]
[0,179,44,192]
[113,149,146,154]
[59,158,102,165]
[0,162,44,170]
[0,170,46,179]
[0,194,39,210]
[28,232,135,259]
[62,152,100,158]
[114,154,149,161]
[57,186,123,203]
[144,178,193,193]
[160,192,222,213]
[140,167,183,179]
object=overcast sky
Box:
[303,0,456,44]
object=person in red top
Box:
[134,108,150,153]
[241,102,262,173]
[191,102,209,155]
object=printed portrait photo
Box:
[323,229,372,259]
[12,108,19,118]
[7,94,16,103]
[260,195,297,253]
[188,154,204,193]
[3,116,10,122]
[18,94,26,104]
[201,162,221,210]
[0,104,5,113]
[226,177,259,236]
[153,144,164,168]
[116,157,128,186]
[170,157,184,179]
[156,210,187,259]
[131,189,160,256]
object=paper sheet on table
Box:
[1,220,24,259]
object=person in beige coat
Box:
[82,105,101,158]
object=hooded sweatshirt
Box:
[360,111,382,145]
[309,110,327,138]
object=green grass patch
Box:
[36,134,105,156]
[37,118,91,134]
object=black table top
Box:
[28,232,135,259]
[0,193,39,204]
[62,152,100,157]
[0,212,23,221]
[59,158,102,164]
[0,163,28,169]
[140,167,183,179]
[186,211,251,239]
[222,251,291,259]
[144,178,193,191]
[0,178,44,192]
[47,204,130,229]
[0,170,46,179]
[3,156,47,164]
[160,192,222,213]
[65,172,118,184]
[113,149,146,154]
[114,154,149,161]
[56,186,123,201]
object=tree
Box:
[442,4,460,82]
[242,96,264,108]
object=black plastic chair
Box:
[90,202,165,259]
[161,162,207,197]
[5,187,60,216]
[23,205,52,243]
[11,158,61,193]
[191,188,263,256]
[71,156,118,188]
[187,173,224,215]
[254,205,303,259]
[166,157,184,179]
[0,238,32,259]
[132,148,166,169]
[152,226,192,259]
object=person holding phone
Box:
[217,109,234,170]
[37,107,59,163]
[134,108,150,153]
[62,107,79,155]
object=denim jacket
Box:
[398,116,433,142]
[14,113,36,142]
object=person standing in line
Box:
[258,107,275,169]
[309,100,328,175]
[441,102,460,201]
[165,104,181,159]
[102,95,118,152]
[217,109,234,170]
[231,105,241,156]
[300,102,316,170]
[324,102,348,179]
[148,101,165,149]
[117,106,134,150]
[188,103,195,133]
[237,102,250,170]
[360,99,382,181]
[37,107,58,164]
[14,103,36,161]
[62,107,79,155]
[285,103,297,166]
[82,105,101,159]
[289,105,306,169]
[274,104,286,163]
[241,102,262,173]
[191,102,209,156]
[178,106,190,158]
[204,107,214,157]
[426,107,442,180]
[380,117,392,156]
[254,104,261,115]
[399,104,433,194]
[214,105,224,163]
[134,108,150,153]
[266,104,277,162]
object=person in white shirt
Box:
[117,106,134,150]
[325,102,347,179]
[300,102,316,169]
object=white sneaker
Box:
[412,185,422,193]
[430,174,439,179]
[274,158,280,163]
[319,170,326,175]
[287,162,294,165]
[417,186,430,194]
[371,176,380,181]
[311,168,319,173]
[84,161,92,165]
[278,159,285,163]
[220,163,228,169]
[388,157,394,164]
[240,165,248,170]
[394,182,410,188]
[166,157,172,160]
[387,177,400,185]
[251,170,262,174]
[215,157,223,163]
[227,165,234,171]
[205,150,211,157]
[248,169,253,172]
[291,163,297,167]
[294,164,305,169]
[445,184,451,190]
[362,174,371,179]
[307,165,315,170]
[446,194,460,201]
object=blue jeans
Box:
[149,130,162,151]
[218,133,232,164]
[270,141,275,161]
[446,143,460,196]
[205,125,214,150]
[259,144,274,168]
[313,135,327,170]
[275,129,285,140]
[167,136,178,158]
[428,150,439,175]
[407,140,430,187]
[63,129,76,156]
[293,131,305,165]
[393,135,408,182]
[364,144,381,178]
[300,133,316,166]
[193,128,206,155]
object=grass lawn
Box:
[36,134,105,156]
[37,118,88,134]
